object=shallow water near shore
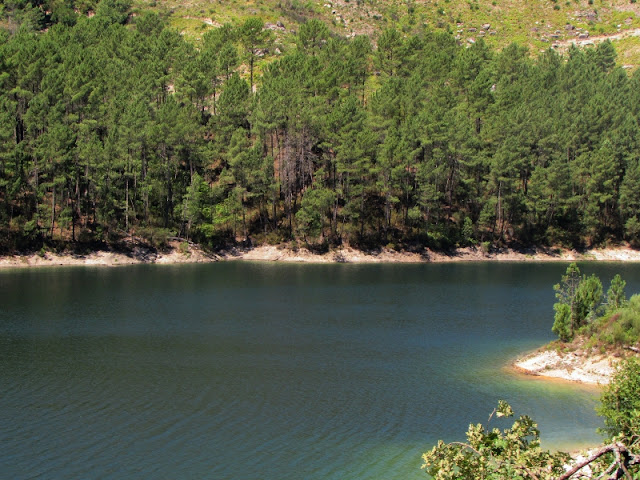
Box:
[2,262,640,479]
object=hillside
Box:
[131,0,640,68]
[5,0,640,66]
[3,0,640,254]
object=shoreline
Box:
[3,243,640,269]
[511,346,635,386]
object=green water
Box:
[1,262,637,479]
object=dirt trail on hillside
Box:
[554,27,640,50]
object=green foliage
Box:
[2,15,640,253]
[239,17,273,90]
[597,358,640,441]
[295,185,335,240]
[552,264,603,341]
[553,268,640,348]
[625,216,640,246]
[594,294,640,346]
[425,393,640,479]
[574,274,603,327]
[422,401,570,480]
[94,0,131,24]
[606,274,627,312]
[296,18,330,54]
[552,302,572,342]
[461,217,475,246]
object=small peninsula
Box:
[514,344,628,385]
[513,263,640,385]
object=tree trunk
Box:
[50,184,56,239]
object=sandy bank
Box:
[0,241,219,269]
[3,244,640,269]
[512,342,640,385]
[228,245,640,263]
[513,348,619,385]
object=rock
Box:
[489,30,497,35]
[276,20,285,28]
[566,24,575,31]
[467,38,475,44]
[541,36,549,42]
[578,33,589,39]
[481,23,490,30]
[550,34,559,39]
[468,27,477,32]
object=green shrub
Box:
[611,323,627,345]
[598,358,640,440]
[178,241,190,256]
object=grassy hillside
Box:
[131,0,640,68]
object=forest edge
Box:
[5,243,640,268]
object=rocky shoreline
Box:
[3,243,640,269]
[513,348,619,385]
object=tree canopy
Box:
[2,8,640,253]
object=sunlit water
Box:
[2,262,640,479]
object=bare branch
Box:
[447,442,483,456]
[488,407,496,423]
[557,444,619,480]
[595,459,619,480]
[520,465,540,480]
[558,443,640,480]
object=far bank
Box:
[4,243,640,269]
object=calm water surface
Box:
[2,262,640,479]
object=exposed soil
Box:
[553,27,640,51]
[513,342,638,385]
[3,243,640,268]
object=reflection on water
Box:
[2,262,639,479]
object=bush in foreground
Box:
[423,360,640,479]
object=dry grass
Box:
[127,0,640,67]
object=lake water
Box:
[2,261,639,479]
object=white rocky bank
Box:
[514,349,619,385]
